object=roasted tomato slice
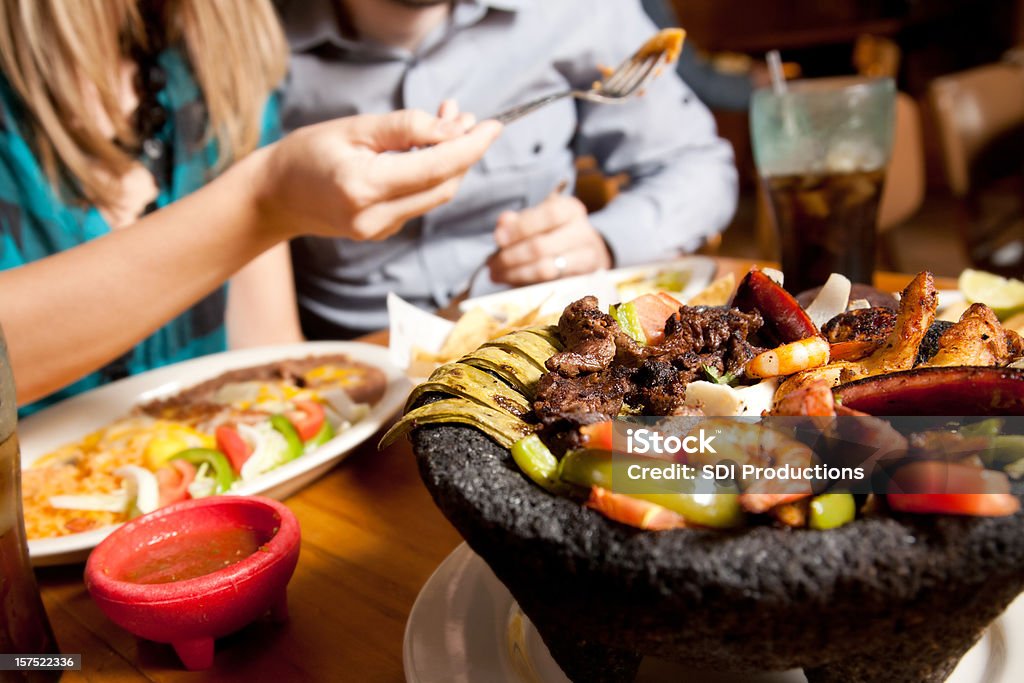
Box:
[627,293,681,345]
[580,421,614,451]
[216,424,253,472]
[888,461,1020,516]
[287,400,328,442]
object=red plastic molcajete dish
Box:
[84,496,301,670]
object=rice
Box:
[23,417,184,539]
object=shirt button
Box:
[533,142,543,155]
[142,138,164,160]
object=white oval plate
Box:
[405,543,1023,683]
[459,256,718,319]
[21,341,409,566]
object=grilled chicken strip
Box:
[843,272,937,381]
[921,303,1024,368]
[822,308,897,344]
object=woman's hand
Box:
[256,109,502,241]
[488,194,612,285]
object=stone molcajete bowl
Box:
[412,422,1024,682]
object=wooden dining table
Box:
[37,258,954,682]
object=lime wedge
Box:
[959,269,1024,319]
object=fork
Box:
[492,28,685,125]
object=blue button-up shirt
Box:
[278,0,738,335]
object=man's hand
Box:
[488,193,612,285]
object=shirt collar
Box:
[282,0,534,53]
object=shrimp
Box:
[689,419,815,513]
[586,486,686,530]
[771,379,836,417]
[772,362,852,405]
[745,335,830,379]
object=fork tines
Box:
[601,52,665,98]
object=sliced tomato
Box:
[888,461,1020,517]
[580,421,614,451]
[156,459,197,507]
[587,486,686,530]
[888,493,1020,516]
[287,400,327,442]
[216,424,253,472]
[627,293,680,345]
[656,291,683,308]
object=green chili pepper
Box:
[981,434,1024,468]
[171,448,236,494]
[960,418,1004,438]
[558,449,744,528]
[305,419,336,450]
[809,492,856,530]
[271,414,304,462]
[609,303,646,344]
[511,434,564,493]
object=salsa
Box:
[119,526,268,584]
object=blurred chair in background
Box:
[929,63,1024,276]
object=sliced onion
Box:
[805,273,852,329]
[49,492,129,513]
[114,465,161,515]
[762,268,784,286]
[848,299,871,311]
[682,378,778,417]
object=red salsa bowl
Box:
[84,496,301,670]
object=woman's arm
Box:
[226,242,304,349]
[1,111,501,404]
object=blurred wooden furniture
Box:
[929,62,1024,276]
[853,34,900,79]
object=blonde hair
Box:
[0,0,287,207]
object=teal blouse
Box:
[0,48,281,414]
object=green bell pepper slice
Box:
[271,414,305,462]
[171,448,236,494]
[609,303,646,344]
[305,418,336,450]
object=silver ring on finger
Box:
[552,254,568,279]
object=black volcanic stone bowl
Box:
[413,424,1024,683]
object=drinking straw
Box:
[767,50,787,94]
[767,49,797,137]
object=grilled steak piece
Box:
[628,359,692,415]
[546,296,619,376]
[822,307,898,344]
[661,306,763,355]
[533,365,633,426]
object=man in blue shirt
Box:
[278,0,738,338]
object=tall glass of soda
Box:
[751,76,896,293]
[1,325,60,680]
